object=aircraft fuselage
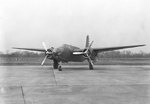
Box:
[47,44,86,62]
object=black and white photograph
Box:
[0,0,150,104]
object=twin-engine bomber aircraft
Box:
[13,35,145,71]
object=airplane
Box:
[13,35,145,71]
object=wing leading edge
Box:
[92,44,146,53]
[12,47,45,52]
[13,44,145,53]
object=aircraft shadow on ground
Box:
[51,66,108,71]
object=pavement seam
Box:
[52,68,57,85]
[21,86,26,104]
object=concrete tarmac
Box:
[0,65,150,104]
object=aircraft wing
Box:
[93,44,146,53]
[12,47,45,52]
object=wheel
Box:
[58,65,62,71]
[53,60,58,69]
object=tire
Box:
[58,65,62,71]
[53,60,58,69]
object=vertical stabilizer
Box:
[85,35,90,48]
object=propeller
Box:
[42,42,48,51]
[73,41,93,55]
[84,41,94,68]
[84,41,93,54]
[41,42,54,66]
[86,54,94,68]
[73,41,94,68]
[41,55,48,65]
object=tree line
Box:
[99,51,150,58]
[0,51,150,58]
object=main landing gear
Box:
[53,59,93,71]
[53,59,58,69]
[53,60,62,71]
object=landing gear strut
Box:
[53,60,58,69]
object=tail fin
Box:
[85,35,90,48]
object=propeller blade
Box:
[89,41,93,48]
[86,54,94,66]
[85,41,94,53]
[41,55,48,65]
[42,42,47,51]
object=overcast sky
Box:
[0,0,150,53]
